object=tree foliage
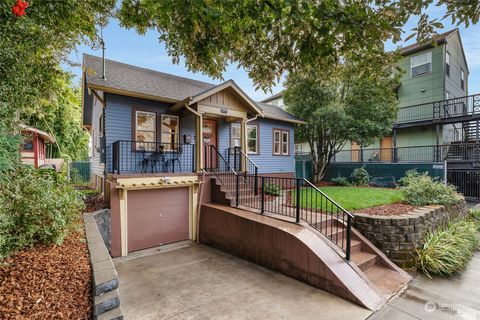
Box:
[284,58,400,182]
[23,72,89,161]
[118,0,479,91]
[0,0,114,136]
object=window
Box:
[446,91,450,100]
[461,69,465,90]
[22,135,33,151]
[135,110,156,150]
[273,129,289,155]
[99,113,104,136]
[445,51,450,77]
[230,123,258,154]
[411,51,432,77]
[161,114,179,149]
[247,125,258,154]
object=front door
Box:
[203,119,217,169]
[380,136,393,161]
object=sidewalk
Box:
[369,252,480,319]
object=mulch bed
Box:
[353,203,416,216]
[0,228,92,319]
[84,193,107,213]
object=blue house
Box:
[82,55,411,309]
[81,54,304,256]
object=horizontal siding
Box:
[105,94,172,173]
[217,118,295,174]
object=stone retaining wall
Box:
[92,209,111,252]
[84,214,123,320]
[353,200,467,270]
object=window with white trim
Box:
[135,110,156,150]
[461,68,465,90]
[161,114,179,149]
[446,51,450,77]
[411,51,432,77]
[231,123,258,154]
[273,129,289,155]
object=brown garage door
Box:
[127,187,189,252]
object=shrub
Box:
[0,165,85,259]
[351,166,370,186]
[416,219,479,278]
[467,208,480,230]
[264,182,281,196]
[332,176,351,186]
[400,170,458,206]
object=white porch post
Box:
[240,118,247,172]
[195,114,204,172]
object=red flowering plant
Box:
[11,0,29,17]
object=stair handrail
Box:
[302,179,354,219]
[209,144,238,175]
[233,146,258,169]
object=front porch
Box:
[107,81,264,176]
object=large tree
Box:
[0,0,114,167]
[118,0,479,91]
[284,57,400,182]
[23,72,89,161]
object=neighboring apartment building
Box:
[263,29,470,158]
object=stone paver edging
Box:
[84,212,123,320]
[353,199,467,269]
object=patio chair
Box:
[167,146,183,173]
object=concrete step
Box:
[351,252,377,272]
[94,289,120,316]
[95,305,123,320]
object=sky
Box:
[65,6,480,101]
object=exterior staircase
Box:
[208,174,412,308]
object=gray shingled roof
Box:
[84,54,215,101]
[261,90,284,103]
[83,54,302,123]
[256,102,301,123]
[400,29,457,56]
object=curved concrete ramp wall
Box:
[199,204,385,310]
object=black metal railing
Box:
[447,169,480,201]
[204,145,239,201]
[227,147,259,195]
[111,140,195,174]
[231,174,353,260]
[332,144,455,163]
[397,93,480,123]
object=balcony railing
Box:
[111,140,195,174]
[397,94,480,123]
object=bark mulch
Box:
[84,193,106,213]
[0,228,92,320]
[354,203,416,216]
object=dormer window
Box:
[411,52,432,77]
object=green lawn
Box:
[297,186,404,211]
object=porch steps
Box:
[200,202,412,311]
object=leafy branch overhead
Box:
[118,0,479,90]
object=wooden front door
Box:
[351,143,360,162]
[380,136,393,161]
[203,119,217,169]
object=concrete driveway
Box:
[114,242,372,320]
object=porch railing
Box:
[227,147,259,195]
[234,174,353,260]
[111,140,195,174]
[332,144,453,163]
[397,93,480,123]
[205,145,353,261]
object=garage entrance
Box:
[127,187,189,252]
